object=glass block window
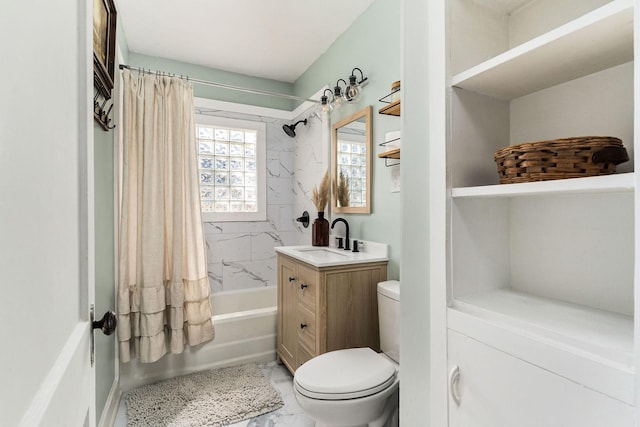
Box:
[196,115,266,222]
[336,140,367,207]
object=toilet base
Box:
[296,384,399,427]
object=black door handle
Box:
[93,310,117,335]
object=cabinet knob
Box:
[288,276,295,282]
[300,323,307,329]
[450,365,461,406]
[300,283,308,290]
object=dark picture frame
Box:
[93,0,117,99]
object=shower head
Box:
[283,119,307,137]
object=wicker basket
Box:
[494,136,629,184]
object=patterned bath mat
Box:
[125,363,284,426]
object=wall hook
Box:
[94,92,116,131]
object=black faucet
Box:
[331,218,350,251]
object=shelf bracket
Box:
[384,158,400,167]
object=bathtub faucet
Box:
[330,218,350,251]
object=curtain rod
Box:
[119,64,320,104]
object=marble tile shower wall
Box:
[195,107,326,293]
[291,111,330,247]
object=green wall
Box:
[128,53,295,111]
[294,0,402,279]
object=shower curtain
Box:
[117,70,215,363]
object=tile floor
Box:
[113,361,314,427]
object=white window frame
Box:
[196,114,267,222]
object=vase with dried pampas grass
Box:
[311,169,330,246]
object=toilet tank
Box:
[377,280,400,363]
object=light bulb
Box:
[319,91,333,114]
[345,86,360,102]
[345,75,361,102]
[332,95,344,109]
[333,79,347,110]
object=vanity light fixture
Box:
[344,67,367,103]
[320,68,367,112]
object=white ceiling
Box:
[117,0,376,83]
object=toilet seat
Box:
[294,347,397,400]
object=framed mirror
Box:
[331,106,372,214]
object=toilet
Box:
[294,280,400,427]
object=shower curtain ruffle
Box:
[117,277,214,363]
[117,70,215,364]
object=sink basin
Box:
[292,248,350,261]
[294,248,349,256]
[275,243,388,267]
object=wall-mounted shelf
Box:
[378,88,400,165]
[378,148,400,167]
[378,148,400,159]
[378,99,401,116]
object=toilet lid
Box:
[294,347,397,400]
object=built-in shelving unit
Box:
[451,0,633,100]
[438,0,637,423]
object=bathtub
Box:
[119,286,278,391]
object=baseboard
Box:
[98,377,121,427]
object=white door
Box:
[0,0,97,426]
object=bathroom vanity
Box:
[275,244,388,374]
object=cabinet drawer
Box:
[448,330,633,427]
[297,263,317,310]
[298,305,316,353]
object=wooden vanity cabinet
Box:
[276,253,387,374]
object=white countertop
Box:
[275,241,388,267]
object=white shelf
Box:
[449,289,634,403]
[451,0,633,100]
[451,172,634,198]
